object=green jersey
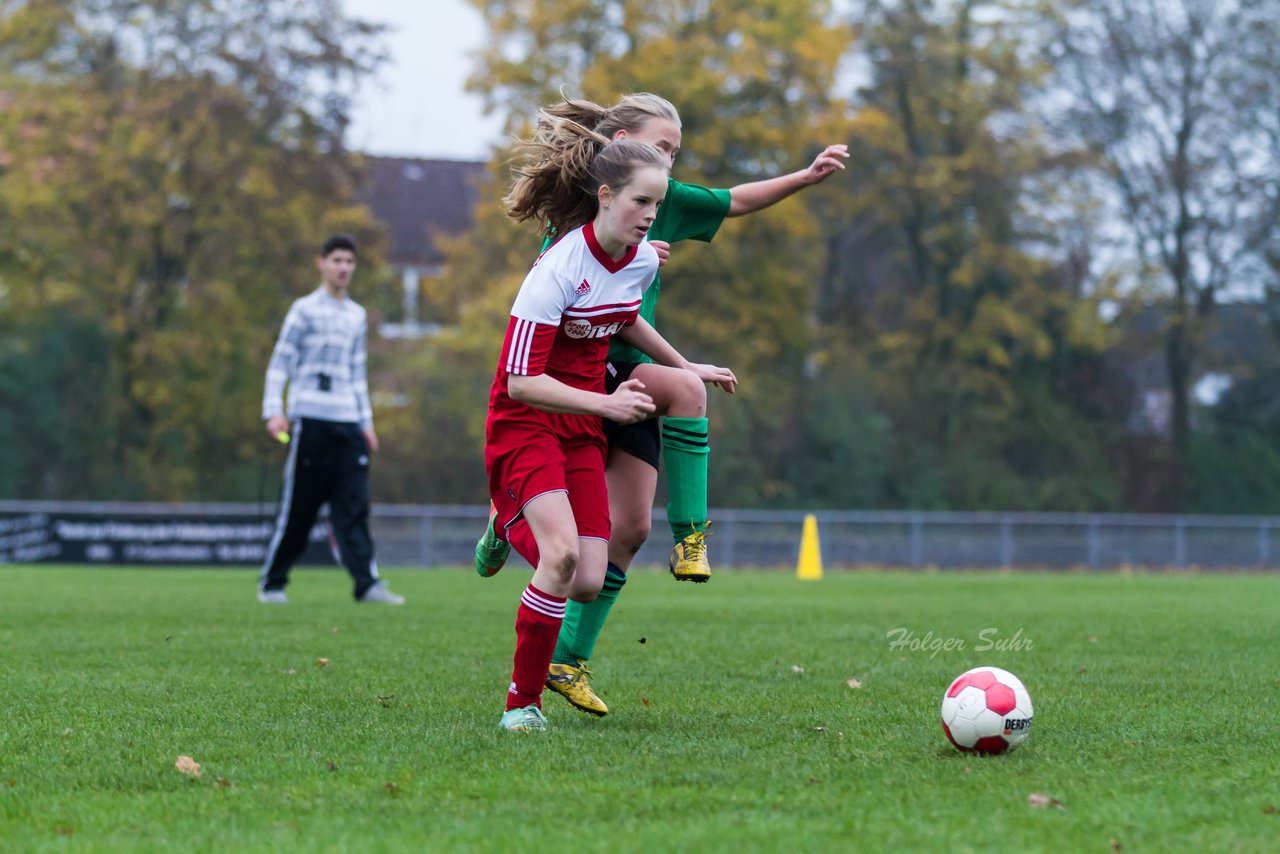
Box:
[612,178,731,363]
[540,178,732,364]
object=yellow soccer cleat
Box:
[546,661,608,717]
[668,521,711,582]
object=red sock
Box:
[506,584,566,711]
[506,520,541,568]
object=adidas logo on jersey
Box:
[575,279,592,296]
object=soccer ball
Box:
[940,666,1033,754]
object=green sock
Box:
[662,416,710,542]
[552,563,627,665]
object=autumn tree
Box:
[0,0,386,499]
[819,0,1121,510]
[1046,0,1280,508]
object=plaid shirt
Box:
[262,287,373,429]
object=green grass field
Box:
[2,565,1278,852]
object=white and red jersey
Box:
[488,221,659,433]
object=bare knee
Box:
[542,541,579,585]
[666,370,707,417]
[571,587,600,604]
[612,512,652,557]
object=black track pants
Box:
[260,417,379,599]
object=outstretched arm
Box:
[726,144,849,217]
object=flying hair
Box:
[505,92,681,236]
[540,92,682,140]
[506,126,669,237]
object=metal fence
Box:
[558,508,1280,571]
[3,501,1279,570]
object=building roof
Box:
[357,155,487,269]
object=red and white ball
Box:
[940,666,1033,754]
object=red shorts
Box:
[485,409,609,566]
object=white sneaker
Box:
[358,582,405,605]
[257,588,288,604]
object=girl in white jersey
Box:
[487,137,737,732]
[477,94,845,719]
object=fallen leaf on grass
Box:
[791,665,805,674]
[1027,792,1064,810]
[846,679,862,689]
[1264,804,1277,815]
[813,726,826,733]
[807,778,825,785]
[6,779,15,787]
[377,695,396,707]
[640,695,651,707]
[1088,635,1098,644]
[383,782,400,797]
[317,657,330,667]
[326,761,338,772]
[175,755,201,778]
[283,668,297,676]
[55,826,74,836]
[63,728,74,735]
[1110,839,1123,852]
[215,778,234,789]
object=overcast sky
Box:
[343,0,503,161]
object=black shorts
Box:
[603,360,661,470]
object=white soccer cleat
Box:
[358,582,405,605]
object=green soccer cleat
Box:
[498,704,547,732]
[668,521,711,582]
[546,660,608,717]
[474,502,511,578]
